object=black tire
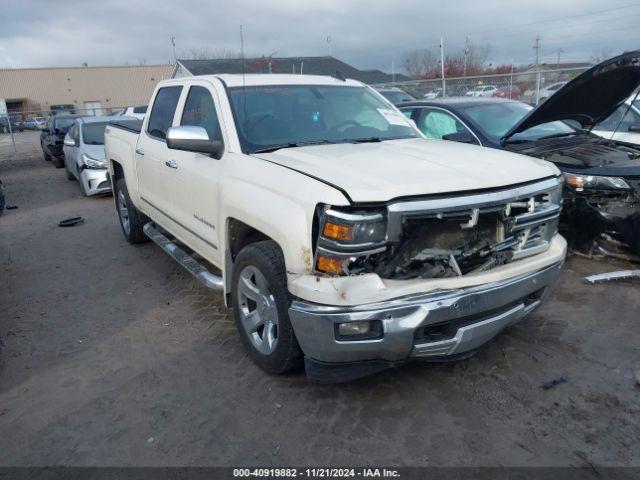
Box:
[114,178,149,244]
[232,241,303,374]
[42,146,51,162]
[52,155,65,168]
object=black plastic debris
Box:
[542,377,568,390]
[58,217,85,227]
[5,205,17,210]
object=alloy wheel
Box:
[237,265,279,355]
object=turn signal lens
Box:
[317,255,344,274]
[323,221,353,241]
[564,174,585,190]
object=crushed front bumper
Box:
[289,261,563,383]
[80,168,111,196]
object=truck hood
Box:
[503,51,640,141]
[254,138,559,203]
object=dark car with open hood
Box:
[399,51,640,255]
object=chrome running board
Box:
[143,222,223,290]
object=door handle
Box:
[165,160,178,169]
[135,148,145,156]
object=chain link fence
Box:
[375,67,588,105]
[0,106,135,156]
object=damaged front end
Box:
[562,172,640,255]
[313,176,563,280]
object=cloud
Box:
[1,0,638,71]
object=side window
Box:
[147,86,182,140]
[416,108,473,140]
[400,108,414,119]
[69,124,77,142]
[181,86,222,141]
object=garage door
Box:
[84,101,103,116]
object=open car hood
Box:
[502,51,640,142]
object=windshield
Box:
[82,122,109,145]
[460,101,576,143]
[228,85,418,153]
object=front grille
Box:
[380,177,562,279]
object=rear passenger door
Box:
[169,81,226,263]
[136,85,182,221]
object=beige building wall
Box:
[0,64,175,114]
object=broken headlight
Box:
[315,207,387,275]
[81,153,107,169]
[564,173,630,192]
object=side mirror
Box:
[166,126,223,158]
[628,124,640,133]
[63,137,76,147]
[442,131,478,145]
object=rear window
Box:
[147,87,182,139]
[133,105,147,114]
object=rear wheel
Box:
[114,178,149,244]
[232,241,303,374]
[52,156,64,168]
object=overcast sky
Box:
[1,0,638,72]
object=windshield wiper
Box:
[349,137,382,144]
[535,131,584,141]
[252,140,337,154]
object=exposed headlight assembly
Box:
[81,153,106,169]
[315,207,387,275]
[564,173,630,192]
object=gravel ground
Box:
[0,132,639,467]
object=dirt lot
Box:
[0,131,639,467]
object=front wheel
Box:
[52,156,64,168]
[232,241,303,374]
[114,178,149,244]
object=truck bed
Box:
[107,119,143,134]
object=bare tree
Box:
[182,47,241,60]
[403,43,492,79]
[402,48,438,79]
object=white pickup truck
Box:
[105,74,567,383]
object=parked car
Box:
[40,115,82,168]
[399,51,640,255]
[465,85,498,97]
[0,117,9,134]
[22,117,47,130]
[592,96,640,146]
[63,116,138,196]
[537,81,566,103]
[104,73,566,383]
[375,87,416,105]
[492,85,521,99]
[115,105,148,120]
[423,88,443,99]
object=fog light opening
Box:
[335,320,383,341]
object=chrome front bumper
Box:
[80,168,111,196]
[289,262,563,381]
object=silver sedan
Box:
[62,116,122,196]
